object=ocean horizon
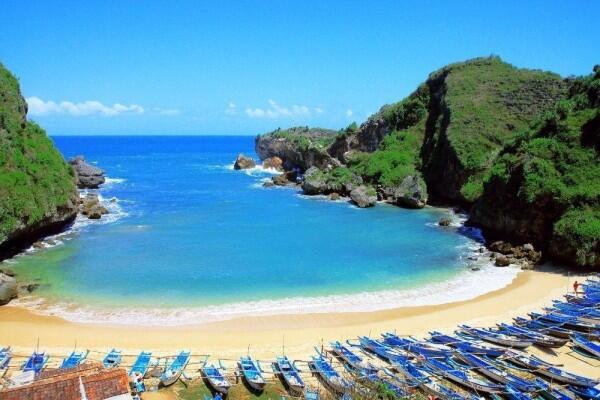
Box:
[3,135,519,326]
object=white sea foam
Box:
[103,177,126,186]
[11,259,520,327]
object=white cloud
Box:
[26,96,145,117]
[346,109,353,117]
[314,107,324,114]
[225,102,237,115]
[245,100,317,119]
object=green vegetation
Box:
[269,126,338,150]
[478,65,600,267]
[0,63,76,245]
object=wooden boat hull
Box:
[572,336,600,358]
[160,370,182,387]
[438,369,500,394]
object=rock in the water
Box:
[21,283,40,293]
[0,269,15,277]
[390,175,428,209]
[489,240,514,255]
[69,156,105,189]
[272,174,289,186]
[262,181,275,188]
[495,255,510,267]
[438,218,451,227]
[262,156,283,171]
[32,241,44,249]
[523,243,535,252]
[80,193,109,220]
[302,167,328,195]
[0,272,17,305]
[329,192,340,201]
[350,186,377,208]
[234,153,256,170]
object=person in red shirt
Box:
[573,280,580,296]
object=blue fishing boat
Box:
[567,384,600,400]
[238,356,266,391]
[458,325,532,348]
[160,350,190,387]
[0,347,11,370]
[22,351,49,373]
[513,317,573,339]
[358,336,410,364]
[429,331,506,357]
[530,311,600,332]
[553,301,600,318]
[455,351,538,392]
[393,356,468,400]
[564,294,599,307]
[272,356,304,395]
[425,357,503,394]
[533,378,576,400]
[497,323,567,347]
[329,341,377,374]
[60,349,89,369]
[382,333,452,358]
[308,354,349,395]
[543,307,600,324]
[201,364,231,395]
[505,385,536,400]
[502,350,599,387]
[129,351,153,378]
[103,348,122,368]
[572,334,600,359]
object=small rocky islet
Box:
[237,56,600,270]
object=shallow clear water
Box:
[4,136,517,325]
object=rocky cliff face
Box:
[0,64,78,260]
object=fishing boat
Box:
[513,317,573,339]
[567,384,600,400]
[394,356,468,400]
[358,336,410,364]
[553,301,600,317]
[429,331,506,357]
[272,356,305,395]
[425,357,503,393]
[329,341,377,374]
[505,385,536,400]
[129,351,153,378]
[543,307,600,324]
[564,294,599,307]
[0,347,11,370]
[455,351,538,392]
[530,312,600,332]
[571,334,600,358]
[102,348,122,368]
[497,323,568,347]
[502,350,599,387]
[60,350,89,369]
[533,378,576,400]
[22,351,49,373]
[238,356,266,392]
[382,333,452,358]
[458,325,533,348]
[201,364,231,395]
[160,350,190,387]
[308,354,349,395]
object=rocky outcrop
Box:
[69,156,106,189]
[488,240,542,269]
[0,272,17,305]
[301,167,328,195]
[255,128,341,171]
[0,63,79,261]
[350,186,377,208]
[80,193,109,220]
[389,175,428,209]
[262,156,283,171]
[234,154,256,170]
[438,218,451,227]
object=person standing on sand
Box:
[573,280,580,296]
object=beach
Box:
[2,267,597,380]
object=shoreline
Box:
[0,268,585,362]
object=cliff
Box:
[470,67,600,268]
[0,63,79,259]
[252,57,600,268]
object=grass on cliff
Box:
[0,64,76,244]
[269,126,338,151]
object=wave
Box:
[11,260,520,327]
[103,177,126,186]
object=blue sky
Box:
[1,1,598,135]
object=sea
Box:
[2,135,519,326]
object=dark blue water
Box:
[4,136,514,325]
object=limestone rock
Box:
[350,186,377,208]
[69,156,105,189]
[390,175,428,209]
[329,192,340,201]
[0,272,17,305]
[262,156,283,171]
[233,154,256,170]
[495,255,510,267]
[438,218,451,227]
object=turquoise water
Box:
[4,136,516,325]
